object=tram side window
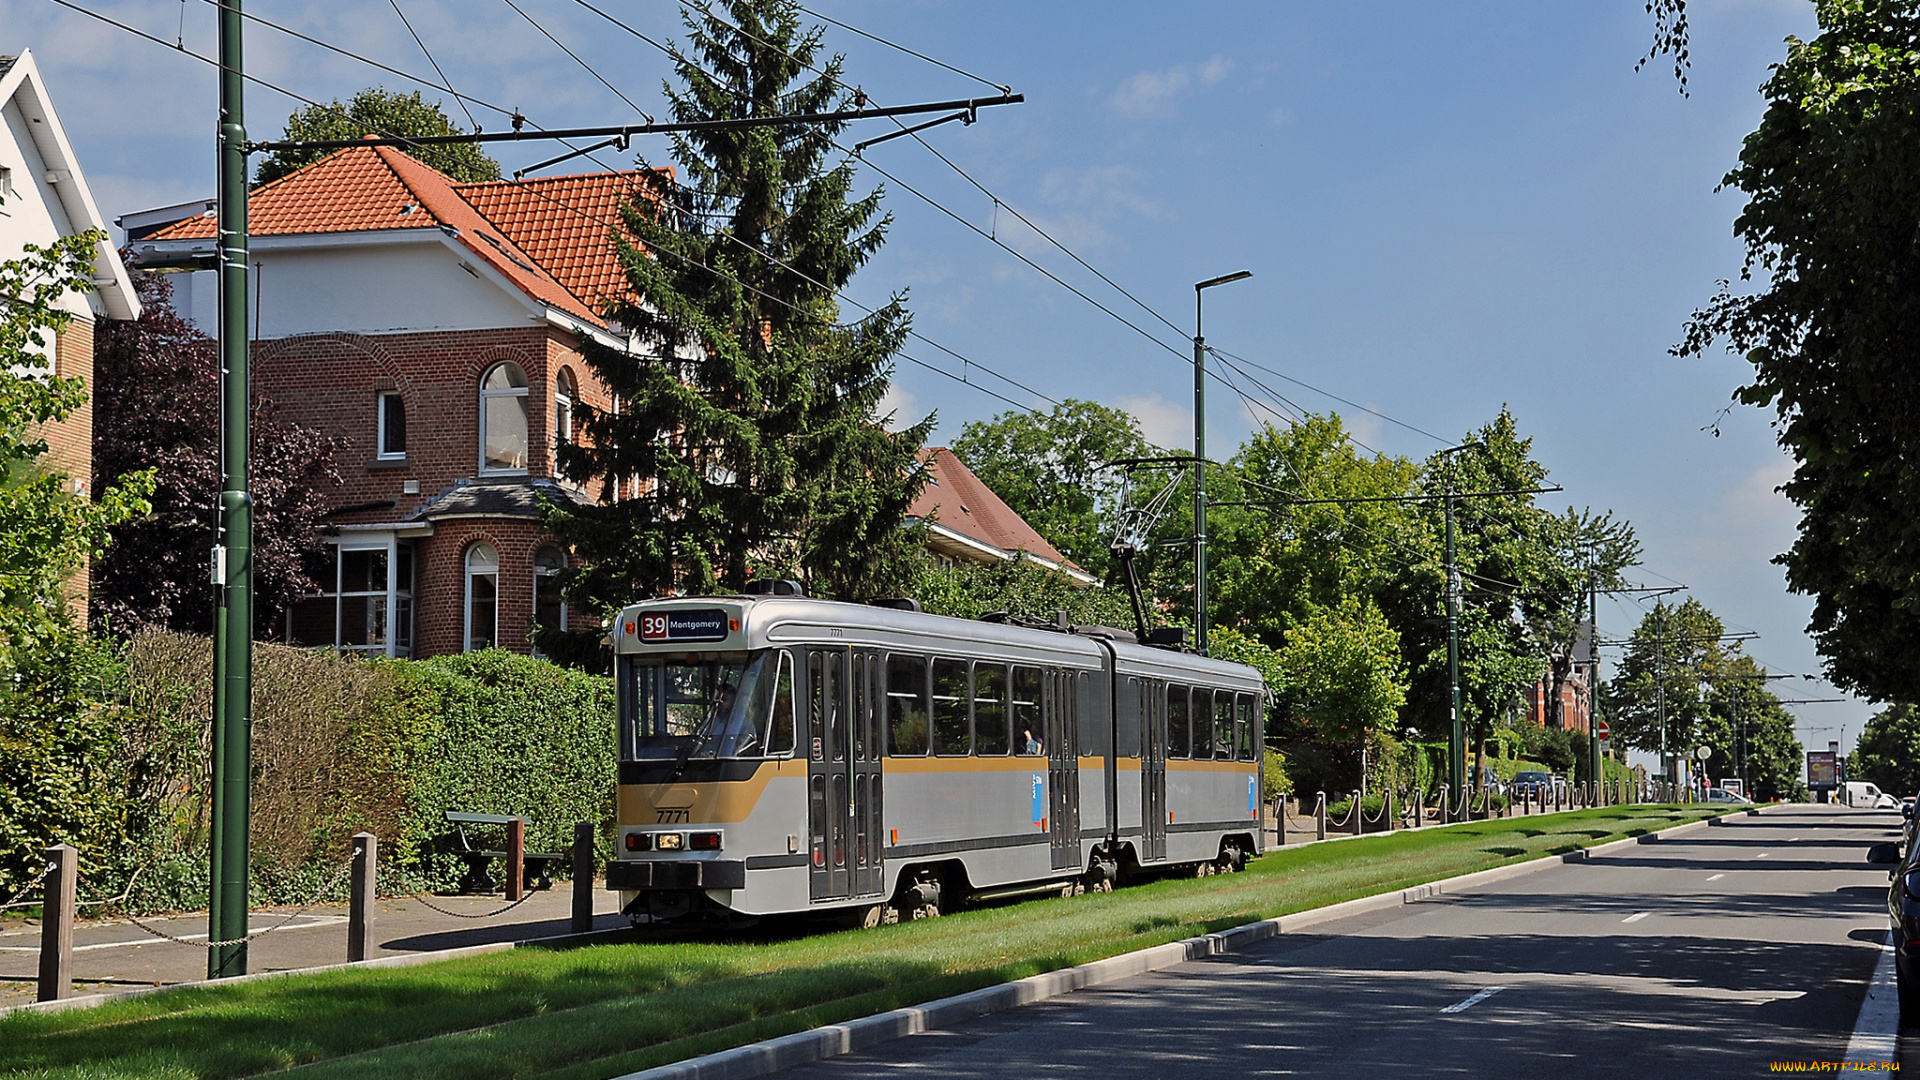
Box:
[1077,672,1106,757]
[974,663,1010,755]
[932,658,971,755]
[1115,677,1141,758]
[886,653,930,756]
[1214,690,1234,760]
[850,653,870,761]
[1191,686,1213,759]
[1236,692,1256,761]
[764,651,796,755]
[1167,685,1190,759]
[807,653,827,760]
[1011,665,1043,755]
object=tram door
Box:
[1141,680,1167,862]
[807,647,884,901]
[1045,669,1082,870]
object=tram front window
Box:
[622,652,775,759]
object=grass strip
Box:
[0,806,1727,1080]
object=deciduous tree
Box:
[255,87,501,186]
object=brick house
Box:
[127,144,659,658]
[0,48,142,609]
[1523,622,1595,734]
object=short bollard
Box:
[1315,791,1327,841]
[37,844,76,1003]
[1439,784,1450,826]
[348,832,376,962]
[1351,791,1364,836]
[506,817,526,903]
[571,822,595,935]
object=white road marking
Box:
[1705,874,1725,882]
[1846,932,1899,1066]
[1440,986,1507,1014]
[1622,912,1651,923]
[1754,852,1770,859]
[0,916,346,953]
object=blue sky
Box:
[6,0,1865,758]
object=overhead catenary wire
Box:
[794,3,1010,94]
[500,0,654,124]
[51,0,1053,419]
[389,0,480,132]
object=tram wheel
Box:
[860,904,887,929]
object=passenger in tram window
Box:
[1021,728,1042,756]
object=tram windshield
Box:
[620,651,784,760]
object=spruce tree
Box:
[549,0,931,621]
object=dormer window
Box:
[479,362,529,474]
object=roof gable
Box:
[0,48,139,319]
[147,145,666,329]
[909,447,1088,579]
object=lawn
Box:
[0,805,1728,1080]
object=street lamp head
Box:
[1196,269,1253,292]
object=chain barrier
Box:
[1328,797,1358,829]
[379,864,538,920]
[1361,795,1386,825]
[75,865,146,911]
[124,857,354,950]
[0,864,54,912]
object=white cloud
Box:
[1117,393,1192,449]
[1107,55,1235,119]
[1343,408,1385,451]
[876,383,922,433]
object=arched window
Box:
[532,545,567,652]
[464,542,499,652]
[554,368,576,449]
[479,362,529,474]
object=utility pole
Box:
[1446,481,1463,798]
[208,0,253,979]
[1655,601,1668,802]
[1191,270,1250,656]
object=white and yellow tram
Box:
[604,593,1266,924]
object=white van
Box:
[1844,781,1899,809]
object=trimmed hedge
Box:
[57,632,616,913]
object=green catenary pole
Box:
[209,0,253,979]
[1445,486,1463,796]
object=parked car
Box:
[1511,771,1553,798]
[1704,787,1752,804]
[1869,839,1920,1020]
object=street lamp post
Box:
[1193,270,1251,656]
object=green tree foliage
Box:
[912,557,1132,628]
[0,232,154,891]
[1275,595,1407,788]
[1606,599,1805,798]
[254,88,501,186]
[550,0,930,623]
[1851,703,1920,800]
[90,273,340,637]
[1676,0,1920,702]
[948,400,1156,580]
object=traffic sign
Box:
[1595,720,1610,741]
[1694,745,1713,762]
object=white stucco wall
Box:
[0,95,89,322]
[168,233,541,339]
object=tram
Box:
[603,590,1266,925]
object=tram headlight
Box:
[690,831,722,851]
[624,832,653,852]
[655,832,685,851]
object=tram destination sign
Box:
[638,608,731,644]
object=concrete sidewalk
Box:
[0,883,629,1009]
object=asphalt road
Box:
[775,805,1905,1079]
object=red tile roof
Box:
[909,447,1082,572]
[148,144,667,328]
[456,170,660,313]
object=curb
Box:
[611,805,1755,1080]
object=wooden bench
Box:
[444,812,566,894]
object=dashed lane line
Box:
[1622,912,1651,924]
[1440,986,1507,1014]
